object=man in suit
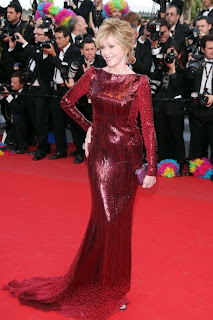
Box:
[165,5,188,47]
[196,0,213,27]
[130,24,152,76]
[67,0,93,25]
[0,71,29,153]
[69,37,106,163]
[186,34,213,178]
[147,19,175,73]
[14,24,53,160]
[0,2,34,84]
[196,16,212,39]
[44,25,81,160]
[68,15,88,45]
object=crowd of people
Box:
[0,0,213,179]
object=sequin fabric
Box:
[3,67,157,319]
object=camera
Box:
[68,61,80,79]
[185,57,203,79]
[185,27,200,54]
[185,27,199,42]
[147,22,161,41]
[200,89,209,107]
[0,83,11,92]
[38,40,52,49]
[164,49,177,64]
[42,16,53,27]
[10,34,19,42]
[75,34,83,48]
[22,70,37,84]
[60,62,69,82]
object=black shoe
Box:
[32,153,46,161]
[176,168,183,177]
[70,150,77,156]
[185,171,193,176]
[74,154,84,164]
[49,152,67,160]
[28,149,37,155]
[16,147,28,154]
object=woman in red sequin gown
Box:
[3,19,157,319]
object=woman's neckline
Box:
[101,68,138,77]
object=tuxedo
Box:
[187,60,213,162]
[50,43,81,154]
[132,39,152,76]
[0,20,34,83]
[23,44,54,155]
[68,55,106,156]
[68,0,93,24]
[197,8,213,26]
[153,65,187,166]
[4,86,29,149]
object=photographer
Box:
[13,24,54,160]
[151,43,187,176]
[146,19,175,72]
[186,34,213,178]
[195,0,213,29]
[186,17,212,62]
[0,2,34,83]
[0,71,29,153]
[129,24,152,77]
[43,25,81,160]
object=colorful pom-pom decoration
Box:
[189,157,213,179]
[0,142,16,155]
[103,0,130,18]
[157,159,180,178]
[35,2,76,26]
[54,8,76,26]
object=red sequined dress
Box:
[3,67,157,319]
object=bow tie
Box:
[205,8,209,12]
[59,48,64,52]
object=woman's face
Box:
[99,35,127,68]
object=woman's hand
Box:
[142,175,156,188]
[85,126,92,158]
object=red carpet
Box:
[0,146,213,320]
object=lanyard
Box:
[204,63,213,90]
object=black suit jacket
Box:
[23,44,54,93]
[153,65,187,115]
[133,39,152,76]
[51,43,81,70]
[196,8,213,26]
[7,86,29,114]
[173,23,188,47]
[68,0,93,24]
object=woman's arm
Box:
[138,75,157,178]
[60,67,94,132]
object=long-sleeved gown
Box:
[3,67,157,319]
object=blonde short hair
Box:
[96,18,134,64]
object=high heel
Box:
[120,304,127,311]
